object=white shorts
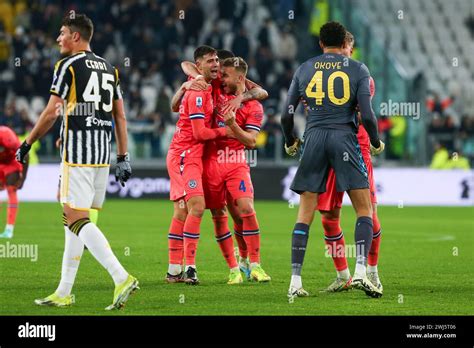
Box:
[59,163,110,210]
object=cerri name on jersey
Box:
[85,59,108,71]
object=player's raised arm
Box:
[182,58,268,110]
[170,79,209,112]
[356,65,383,152]
[181,61,202,79]
[221,79,268,115]
[171,60,209,112]
[221,60,268,114]
[243,78,268,101]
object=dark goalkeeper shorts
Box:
[290,127,369,194]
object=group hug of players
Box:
[163,22,384,299]
[6,13,384,309]
[165,46,271,285]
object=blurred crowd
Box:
[1,0,472,167]
[0,0,307,160]
[426,91,474,168]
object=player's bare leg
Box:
[210,207,242,284]
[319,208,352,292]
[235,197,270,282]
[183,195,206,285]
[288,191,317,298]
[228,200,250,279]
[0,172,21,238]
[64,205,138,309]
[367,203,383,291]
[347,188,381,298]
[166,200,187,283]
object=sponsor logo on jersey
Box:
[217,120,225,127]
[85,116,113,128]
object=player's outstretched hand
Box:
[370,140,385,156]
[115,153,132,187]
[284,138,301,157]
[16,141,31,164]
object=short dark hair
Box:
[222,57,248,75]
[319,21,347,48]
[61,13,94,42]
[193,45,217,62]
[217,49,235,60]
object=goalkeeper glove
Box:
[16,141,31,164]
[115,153,132,187]
[370,140,385,156]
[285,138,301,157]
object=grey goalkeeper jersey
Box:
[287,53,371,132]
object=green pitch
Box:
[0,200,473,315]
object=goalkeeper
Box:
[280,21,384,300]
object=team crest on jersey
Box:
[188,179,198,189]
[196,97,203,108]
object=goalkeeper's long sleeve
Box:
[357,92,381,148]
[280,92,300,146]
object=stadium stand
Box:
[354,0,474,166]
[1,0,308,161]
[0,0,472,167]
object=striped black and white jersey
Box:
[50,50,123,166]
